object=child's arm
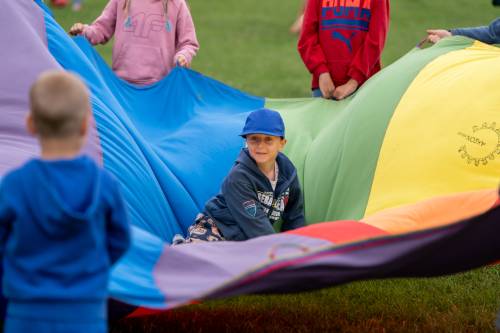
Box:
[347,0,390,86]
[77,0,119,45]
[222,178,276,239]
[174,1,200,67]
[281,177,306,232]
[298,0,330,81]
[450,18,500,44]
[107,178,131,265]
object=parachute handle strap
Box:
[416,36,429,49]
[268,243,309,261]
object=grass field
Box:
[47,0,500,331]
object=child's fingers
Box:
[427,29,451,39]
[427,29,444,35]
[329,88,336,98]
[333,86,350,100]
[69,23,83,35]
[326,84,335,98]
[175,56,188,67]
[428,35,440,43]
[320,88,329,99]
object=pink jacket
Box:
[83,0,199,85]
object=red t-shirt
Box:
[298,0,390,89]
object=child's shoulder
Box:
[96,165,120,189]
[277,152,297,170]
[0,159,39,187]
[0,170,16,191]
[225,163,250,182]
[54,156,119,193]
[276,152,300,184]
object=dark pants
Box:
[186,214,225,243]
[312,88,322,98]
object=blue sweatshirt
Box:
[452,17,500,44]
[204,149,305,241]
[0,156,130,308]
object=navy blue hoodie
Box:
[0,156,130,309]
[204,149,305,241]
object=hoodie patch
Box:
[258,189,290,222]
[243,200,257,217]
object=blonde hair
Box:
[123,0,169,16]
[29,71,90,139]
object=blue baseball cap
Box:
[239,108,285,138]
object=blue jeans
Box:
[312,88,322,98]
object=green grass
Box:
[47,0,500,331]
[108,267,500,333]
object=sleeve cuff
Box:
[348,68,365,86]
[313,64,329,77]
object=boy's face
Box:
[246,134,286,166]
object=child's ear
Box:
[26,113,37,135]
[280,138,287,150]
[80,108,90,136]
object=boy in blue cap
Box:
[176,108,305,243]
[0,70,130,333]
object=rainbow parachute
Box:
[1,1,499,315]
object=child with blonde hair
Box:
[70,0,199,85]
[0,70,130,333]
